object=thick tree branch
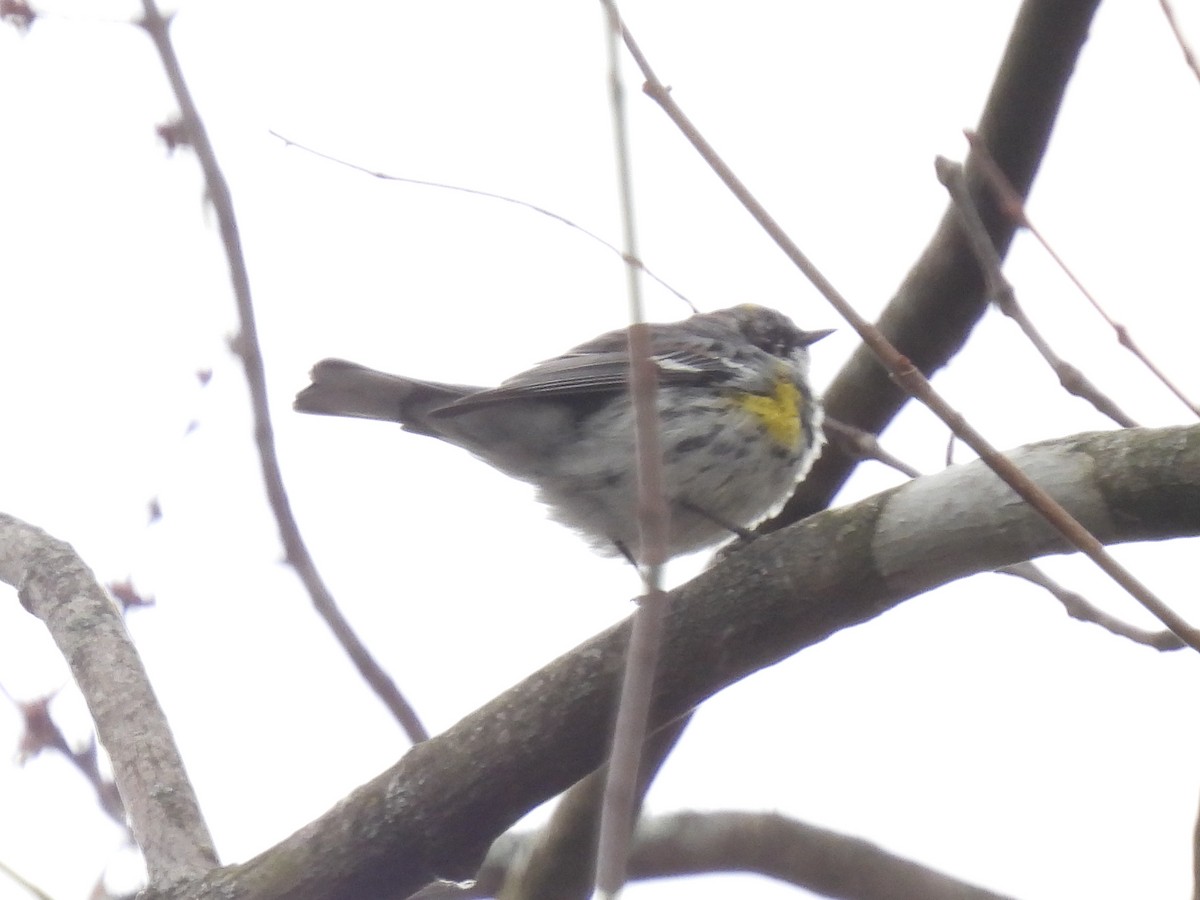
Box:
[171,425,1200,900]
[0,514,217,887]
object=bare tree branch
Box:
[0,514,217,886]
[814,428,1173,651]
[823,418,922,479]
[964,129,1200,420]
[1157,0,1200,88]
[780,0,1104,520]
[593,3,672,894]
[935,156,1139,428]
[0,855,56,900]
[135,0,428,743]
[629,812,1018,900]
[415,810,1016,900]
[997,562,1185,650]
[613,5,1199,649]
[163,425,1200,900]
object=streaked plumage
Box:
[296,305,829,560]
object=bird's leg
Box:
[679,498,758,543]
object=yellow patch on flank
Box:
[736,376,803,450]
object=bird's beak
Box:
[799,328,835,347]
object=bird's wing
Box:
[434,334,732,415]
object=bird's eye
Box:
[767,334,793,356]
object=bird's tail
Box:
[294,359,478,437]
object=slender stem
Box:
[269,129,696,313]
[138,0,428,742]
[935,156,1138,428]
[595,1,671,895]
[964,129,1200,420]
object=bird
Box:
[294,304,830,562]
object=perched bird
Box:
[295,304,830,561]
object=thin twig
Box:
[1157,0,1200,88]
[0,857,55,900]
[138,1,428,743]
[965,129,1200,420]
[998,562,1185,650]
[935,156,1139,428]
[595,1,671,895]
[268,129,696,313]
[821,418,922,479]
[615,16,1200,653]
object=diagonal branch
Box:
[614,3,1198,651]
[136,0,427,743]
[935,156,1139,428]
[780,0,1104,520]
[0,857,55,900]
[964,129,1200,420]
[1157,0,1200,88]
[180,425,1200,900]
[997,562,1184,651]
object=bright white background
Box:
[2,1,1200,898]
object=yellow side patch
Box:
[735,377,803,450]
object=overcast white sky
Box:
[3,1,1200,898]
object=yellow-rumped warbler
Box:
[295,305,830,561]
